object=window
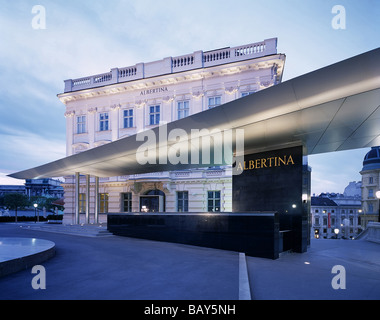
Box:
[208,96,221,109]
[123,109,134,128]
[99,193,109,213]
[369,204,374,212]
[177,191,188,212]
[99,113,109,131]
[177,101,189,119]
[207,191,221,212]
[241,91,255,97]
[369,177,374,184]
[122,192,132,212]
[315,217,320,225]
[149,105,160,125]
[79,193,86,214]
[76,115,86,134]
[369,189,374,198]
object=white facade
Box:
[360,147,380,229]
[311,194,362,239]
[58,38,285,223]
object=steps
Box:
[19,223,113,237]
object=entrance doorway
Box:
[140,190,165,212]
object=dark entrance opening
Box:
[140,189,165,212]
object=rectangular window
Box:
[76,116,86,134]
[149,105,160,125]
[79,193,86,214]
[369,189,374,198]
[369,177,374,184]
[123,109,134,128]
[208,96,221,109]
[99,113,109,131]
[122,192,132,212]
[177,191,188,212]
[207,191,221,212]
[177,101,189,119]
[99,193,109,213]
[241,91,255,97]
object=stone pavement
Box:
[0,223,239,300]
[247,238,380,300]
[0,223,379,300]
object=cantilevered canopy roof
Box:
[10,48,380,179]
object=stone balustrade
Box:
[64,38,278,93]
[367,222,380,243]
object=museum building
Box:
[58,38,285,223]
[360,146,380,227]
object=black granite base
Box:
[108,212,279,259]
[233,145,310,253]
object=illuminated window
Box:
[99,193,109,213]
[79,193,86,213]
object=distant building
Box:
[311,190,362,239]
[0,179,64,199]
[343,181,362,197]
[360,146,380,228]
[24,179,64,199]
[0,185,26,197]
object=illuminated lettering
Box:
[287,155,294,165]
[235,154,296,173]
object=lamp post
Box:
[33,203,38,223]
[334,228,340,239]
[376,191,380,223]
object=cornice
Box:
[57,54,285,105]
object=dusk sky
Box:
[0,0,379,195]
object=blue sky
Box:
[0,0,379,195]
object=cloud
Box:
[0,130,66,173]
[0,172,25,185]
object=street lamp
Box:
[376,191,380,222]
[33,203,38,223]
[334,228,340,239]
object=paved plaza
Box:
[0,223,379,300]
